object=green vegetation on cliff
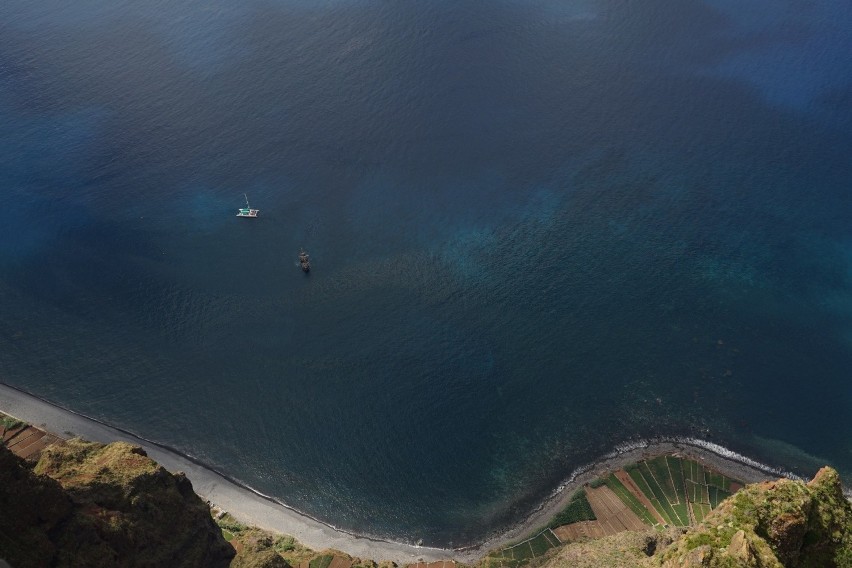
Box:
[657,467,852,568]
[541,467,852,568]
[548,490,596,528]
[3,431,850,568]
[0,414,24,431]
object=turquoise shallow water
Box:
[1,0,851,546]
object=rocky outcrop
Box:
[544,528,684,568]
[3,436,851,568]
[230,533,292,568]
[232,549,291,568]
[543,467,851,568]
[0,439,235,568]
[657,467,852,568]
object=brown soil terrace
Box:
[1,421,64,461]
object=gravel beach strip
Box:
[1,381,784,563]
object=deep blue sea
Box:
[2,0,851,546]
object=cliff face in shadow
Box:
[2,434,850,568]
[0,439,72,566]
[0,439,235,568]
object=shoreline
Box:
[0,382,449,564]
[462,438,785,558]
[0,381,797,564]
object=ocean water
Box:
[1,0,851,546]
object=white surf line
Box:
[0,382,453,564]
[467,434,816,553]
[4,381,845,560]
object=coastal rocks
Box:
[0,439,235,568]
[657,467,852,568]
[727,530,755,564]
[658,528,781,568]
[806,467,852,551]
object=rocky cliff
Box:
[0,439,235,568]
[2,435,851,568]
[543,467,852,568]
[657,466,852,568]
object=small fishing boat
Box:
[236,194,259,218]
[298,249,311,272]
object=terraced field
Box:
[486,529,563,568]
[485,455,743,567]
[1,413,64,461]
[552,457,739,538]
[612,456,739,528]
